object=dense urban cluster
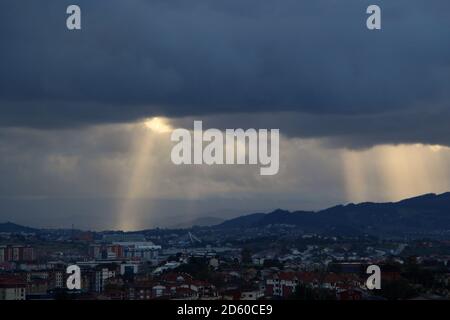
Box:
[1,225,450,300]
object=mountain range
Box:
[2,192,450,236]
[213,192,450,236]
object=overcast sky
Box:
[1,1,450,230]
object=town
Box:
[1,220,450,300]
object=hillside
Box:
[214,193,450,236]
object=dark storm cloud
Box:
[178,108,450,149]
[1,0,450,146]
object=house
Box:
[265,272,299,297]
[0,277,26,300]
[241,289,264,300]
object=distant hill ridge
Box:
[214,192,450,235]
[2,192,450,236]
[0,221,38,233]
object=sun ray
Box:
[116,117,172,231]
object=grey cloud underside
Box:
[1,0,450,147]
[177,108,450,149]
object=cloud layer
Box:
[1,122,450,229]
[0,0,449,147]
